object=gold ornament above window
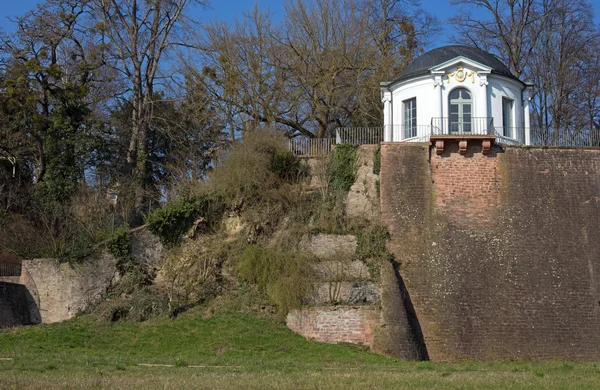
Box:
[446,66,475,84]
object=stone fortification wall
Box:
[22,254,118,324]
[2,226,166,326]
[380,141,600,361]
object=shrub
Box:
[145,195,224,247]
[269,150,308,183]
[99,288,169,322]
[209,129,288,202]
[236,245,314,315]
[106,226,132,274]
[327,144,358,192]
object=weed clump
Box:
[373,145,381,175]
[236,245,315,316]
[327,144,358,192]
[356,226,393,279]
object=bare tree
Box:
[90,0,208,214]
[450,0,554,78]
[198,0,437,139]
[451,0,600,145]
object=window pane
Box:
[404,98,416,138]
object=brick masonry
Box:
[380,140,600,361]
[286,306,380,346]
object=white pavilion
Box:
[380,45,533,146]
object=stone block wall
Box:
[289,232,382,345]
[287,306,380,346]
[22,254,118,324]
[380,140,600,361]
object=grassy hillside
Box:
[1,308,600,389]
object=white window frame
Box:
[502,97,514,138]
[403,97,417,139]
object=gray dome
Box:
[392,45,519,84]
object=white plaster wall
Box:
[390,76,436,141]
[488,75,524,140]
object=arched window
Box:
[448,88,472,133]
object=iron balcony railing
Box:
[335,127,384,145]
[431,117,494,136]
[288,137,334,156]
[530,127,600,147]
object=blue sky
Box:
[0,0,598,48]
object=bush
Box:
[106,226,132,274]
[209,129,306,204]
[327,144,358,192]
[99,288,169,323]
[145,195,224,247]
[236,245,314,315]
[269,150,308,183]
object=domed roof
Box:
[391,45,519,84]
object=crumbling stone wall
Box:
[22,254,118,324]
[346,145,380,223]
[288,233,381,344]
[380,141,600,361]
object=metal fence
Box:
[287,125,600,155]
[530,127,600,147]
[0,262,21,277]
[288,137,334,156]
[335,127,384,145]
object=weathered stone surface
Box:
[346,145,380,223]
[371,261,426,360]
[222,213,245,236]
[305,156,328,189]
[311,281,379,305]
[380,142,600,361]
[21,253,117,324]
[300,234,357,259]
[131,227,166,271]
[287,306,380,346]
[312,260,371,281]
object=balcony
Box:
[430,117,494,137]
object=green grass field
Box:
[0,308,599,389]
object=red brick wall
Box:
[286,306,379,346]
[431,142,502,226]
[380,141,600,361]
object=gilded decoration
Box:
[446,66,475,84]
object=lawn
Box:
[0,308,599,389]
